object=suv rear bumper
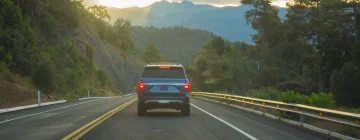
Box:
[144,100,184,103]
[137,92,190,110]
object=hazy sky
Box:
[84,0,293,8]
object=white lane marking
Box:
[0,98,105,124]
[191,103,258,140]
[222,110,303,140]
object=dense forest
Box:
[130,26,215,65]
[187,0,360,110]
[0,0,212,107]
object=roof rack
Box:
[146,62,182,66]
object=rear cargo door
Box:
[141,66,187,95]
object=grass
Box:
[210,89,360,138]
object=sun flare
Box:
[271,0,294,8]
[98,0,294,8]
[99,0,162,8]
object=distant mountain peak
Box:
[153,0,170,5]
[160,0,170,3]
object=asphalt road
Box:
[0,95,334,140]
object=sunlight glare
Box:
[212,4,239,8]
[271,1,294,8]
[99,0,163,8]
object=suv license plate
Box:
[160,86,168,91]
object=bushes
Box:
[276,80,308,95]
[280,90,299,103]
[97,70,108,87]
[310,92,336,109]
[32,61,56,93]
[0,61,10,77]
[214,89,237,95]
[251,87,281,100]
[249,87,336,109]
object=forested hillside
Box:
[105,0,287,44]
[187,0,360,110]
[0,0,146,107]
[130,26,215,65]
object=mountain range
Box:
[106,0,287,44]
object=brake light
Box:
[138,81,144,92]
[184,82,190,92]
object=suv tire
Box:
[137,104,146,116]
[181,104,190,116]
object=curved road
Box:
[0,95,333,140]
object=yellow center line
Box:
[62,98,137,140]
[72,99,137,140]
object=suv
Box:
[136,63,191,116]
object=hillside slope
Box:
[0,0,144,108]
[76,22,144,93]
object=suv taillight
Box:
[138,81,144,92]
[184,82,190,92]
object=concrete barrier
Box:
[264,113,280,120]
[0,100,67,114]
[279,118,302,126]
[78,97,111,100]
[78,94,136,100]
[41,100,66,106]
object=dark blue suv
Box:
[136,63,191,116]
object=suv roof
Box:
[146,62,183,67]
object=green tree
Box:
[211,36,225,55]
[0,0,36,75]
[87,5,111,21]
[143,42,163,63]
[114,18,131,35]
[32,61,56,93]
[113,18,134,52]
[330,62,360,107]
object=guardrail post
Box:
[300,115,306,123]
[226,99,230,105]
[88,90,90,98]
[37,90,41,106]
[217,96,221,103]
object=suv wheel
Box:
[137,104,146,116]
[181,104,190,116]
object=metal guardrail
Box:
[191,92,360,128]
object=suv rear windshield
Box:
[142,66,185,79]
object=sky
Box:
[83,0,294,8]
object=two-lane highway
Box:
[0,96,333,140]
[0,96,135,140]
